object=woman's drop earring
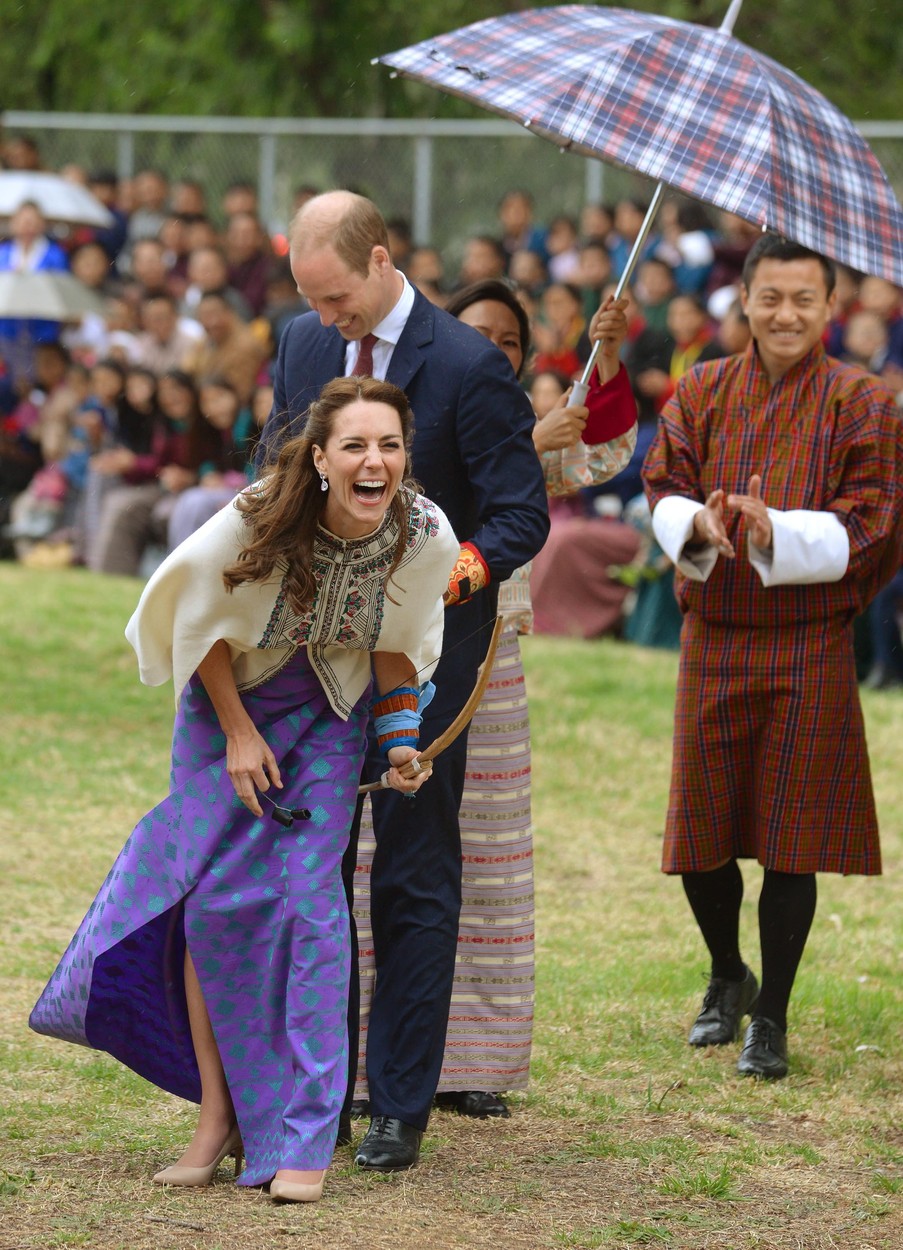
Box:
[319,472,329,492]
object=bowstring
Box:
[396,613,502,688]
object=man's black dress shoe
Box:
[336,1111,353,1146]
[349,1098,370,1119]
[737,1016,789,1079]
[354,1116,422,1171]
[435,1090,510,1119]
[688,966,759,1046]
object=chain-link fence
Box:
[4,111,902,271]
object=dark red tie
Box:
[352,333,378,377]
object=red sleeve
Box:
[582,364,638,444]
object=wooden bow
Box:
[358,614,504,794]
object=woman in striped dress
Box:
[352,282,638,1118]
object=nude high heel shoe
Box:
[269,1171,325,1203]
[153,1128,244,1186]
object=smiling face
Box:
[455,298,524,376]
[741,258,835,383]
[312,400,407,538]
[290,242,398,341]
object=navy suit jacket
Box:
[259,288,549,587]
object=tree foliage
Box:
[0,0,899,121]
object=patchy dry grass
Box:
[1,565,902,1249]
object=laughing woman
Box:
[30,376,458,1203]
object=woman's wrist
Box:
[373,686,421,757]
[221,717,258,740]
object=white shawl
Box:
[125,488,459,718]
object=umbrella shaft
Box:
[579,181,666,389]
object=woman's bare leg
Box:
[171,947,238,1166]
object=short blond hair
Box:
[291,191,390,277]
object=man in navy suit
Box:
[259,191,548,1171]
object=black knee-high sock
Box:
[682,860,746,981]
[755,869,817,1034]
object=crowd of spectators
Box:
[1,136,901,680]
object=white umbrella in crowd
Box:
[0,171,113,229]
[0,271,108,321]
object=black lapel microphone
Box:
[259,791,312,827]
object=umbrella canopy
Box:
[0,172,114,229]
[0,270,109,321]
[377,4,903,286]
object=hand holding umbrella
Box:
[376,0,903,388]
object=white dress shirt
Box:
[343,274,416,380]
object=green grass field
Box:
[1,564,901,1249]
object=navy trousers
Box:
[341,601,494,1130]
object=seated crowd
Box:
[1,141,901,680]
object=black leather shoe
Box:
[737,1016,789,1079]
[354,1116,422,1171]
[349,1098,370,1119]
[688,966,759,1046]
[435,1091,511,1119]
[336,1111,353,1146]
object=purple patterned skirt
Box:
[30,649,369,1183]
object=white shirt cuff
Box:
[651,496,718,582]
[748,510,850,586]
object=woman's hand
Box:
[533,389,588,452]
[588,295,629,384]
[384,746,433,796]
[196,639,282,818]
[225,728,282,817]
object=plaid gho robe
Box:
[643,343,903,875]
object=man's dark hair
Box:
[640,255,674,275]
[469,235,507,266]
[742,233,836,296]
[386,217,412,245]
[670,291,708,314]
[198,288,233,308]
[35,341,70,367]
[141,291,177,310]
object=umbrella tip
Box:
[718,0,744,35]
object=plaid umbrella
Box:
[376,3,903,288]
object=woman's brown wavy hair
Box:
[223,376,416,611]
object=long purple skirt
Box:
[30,650,368,1184]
